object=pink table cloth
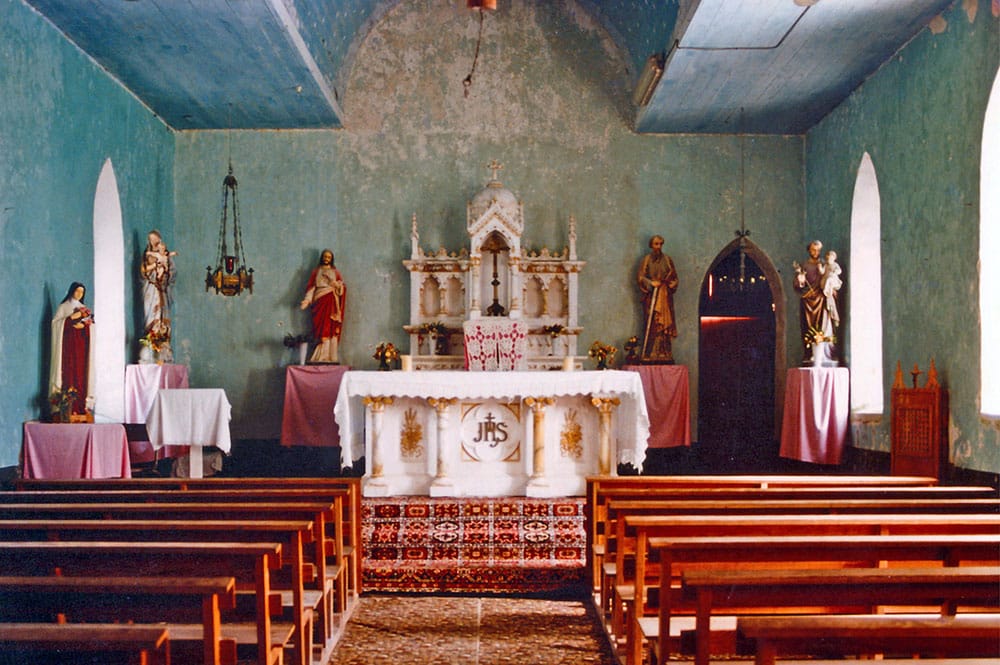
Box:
[280,365,351,447]
[622,365,692,448]
[779,367,850,464]
[124,364,190,462]
[22,422,131,479]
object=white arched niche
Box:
[981,69,1000,417]
[849,152,884,415]
[92,158,126,423]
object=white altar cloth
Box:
[334,370,649,497]
[146,389,231,479]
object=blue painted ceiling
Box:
[23,0,954,134]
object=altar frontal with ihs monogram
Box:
[461,401,522,463]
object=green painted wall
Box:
[806,0,999,473]
[0,0,174,467]
[14,0,993,475]
[172,0,804,444]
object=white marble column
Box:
[363,396,394,497]
[590,396,621,475]
[427,397,458,496]
[524,396,555,497]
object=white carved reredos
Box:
[404,164,585,370]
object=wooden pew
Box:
[0,542,285,665]
[737,614,1000,665]
[618,511,1000,631]
[0,575,235,665]
[587,484,996,587]
[618,514,1000,665]
[584,476,972,592]
[0,490,352,642]
[0,505,332,665]
[9,477,363,599]
[641,534,1000,665]
[681,566,1000,665]
[0,623,170,665]
[0,519,315,665]
[9,479,362,575]
[599,496,999,614]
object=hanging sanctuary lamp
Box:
[205,160,254,296]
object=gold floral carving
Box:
[560,408,583,459]
[400,407,424,459]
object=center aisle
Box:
[329,595,615,664]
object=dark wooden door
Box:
[698,250,776,472]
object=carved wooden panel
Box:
[890,360,948,479]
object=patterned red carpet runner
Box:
[362,496,587,593]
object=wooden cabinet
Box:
[891,360,948,479]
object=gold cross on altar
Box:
[487,160,503,181]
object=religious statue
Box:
[637,235,679,363]
[139,229,176,363]
[300,248,346,363]
[793,239,843,366]
[50,281,95,418]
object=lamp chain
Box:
[463,9,485,97]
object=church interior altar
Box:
[335,370,649,498]
[333,166,651,498]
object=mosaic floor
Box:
[328,594,616,665]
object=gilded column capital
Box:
[590,396,621,412]
[426,397,458,412]
[524,396,556,411]
[363,396,394,411]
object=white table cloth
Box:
[146,389,232,478]
[334,369,649,473]
[124,364,190,462]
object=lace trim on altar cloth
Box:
[463,319,527,371]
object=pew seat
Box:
[737,614,1000,665]
[0,623,170,665]
[681,566,1000,665]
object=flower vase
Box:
[811,341,831,368]
[378,357,391,371]
[549,336,563,357]
[297,342,309,365]
[138,345,154,365]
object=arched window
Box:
[92,159,126,423]
[981,70,1000,417]
[849,152,884,415]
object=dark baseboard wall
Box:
[4,440,996,489]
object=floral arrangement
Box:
[588,340,617,370]
[282,332,313,348]
[542,324,565,338]
[420,321,449,336]
[49,386,79,422]
[373,342,400,370]
[623,335,640,363]
[139,328,170,352]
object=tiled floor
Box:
[329,594,617,665]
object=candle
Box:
[562,356,575,372]
[401,355,413,372]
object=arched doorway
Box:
[698,238,784,472]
